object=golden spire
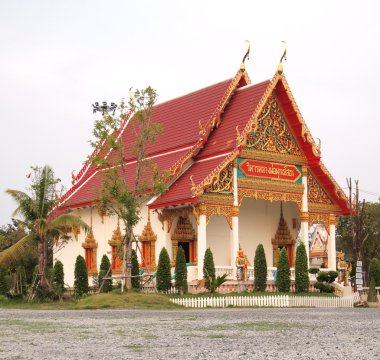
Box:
[277,41,287,74]
[240,40,251,71]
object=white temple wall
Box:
[238,199,299,267]
[206,215,231,266]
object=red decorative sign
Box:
[239,160,301,182]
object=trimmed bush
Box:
[156,247,172,292]
[315,270,337,293]
[99,255,112,293]
[295,242,309,293]
[175,246,187,294]
[308,267,320,275]
[131,249,140,289]
[277,247,290,292]
[254,244,267,292]
[74,255,88,296]
[368,258,380,287]
[367,276,379,303]
[53,260,65,294]
[203,248,216,291]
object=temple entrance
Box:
[178,242,190,263]
[274,245,293,267]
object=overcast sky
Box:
[1,0,379,225]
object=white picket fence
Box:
[170,294,356,308]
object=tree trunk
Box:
[37,236,49,288]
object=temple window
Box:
[108,223,124,273]
[138,214,157,270]
[171,216,197,264]
[81,229,98,275]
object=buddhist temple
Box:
[53,46,350,289]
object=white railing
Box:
[215,266,234,278]
[170,294,356,308]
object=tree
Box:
[156,247,171,292]
[277,247,290,292]
[89,88,165,290]
[131,249,140,289]
[99,255,112,292]
[74,255,88,296]
[367,276,379,303]
[1,166,88,293]
[295,242,309,293]
[53,260,64,295]
[254,244,267,292]
[0,267,8,295]
[203,248,216,291]
[337,200,380,285]
[175,246,187,294]
[368,258,380,287]
[314,270,338,293]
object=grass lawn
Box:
[0,290,180,310]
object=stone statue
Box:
[235,245,250,282]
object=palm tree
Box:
[0,165,89,290]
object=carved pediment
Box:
[245,94,304,159]
[308,170,333,205]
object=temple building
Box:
[53,49,350,288]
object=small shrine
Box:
[272,204,295,267]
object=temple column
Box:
[230,206,239,278]
[197,204,207,279]
[163,220,171,259]
[328,215,337,271]
[301,166,309,266]
[230,165,239,278]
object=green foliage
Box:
[314,282,335,293]
[277,247,290,292]
[308,267,320,275]
[53,260,64,294]
[254,244,267,292]
[175,246,187,294]
[99,255,112,293]
[367,276,379,303]
[203,248,216,291]
[2,165,88,290]
[314,270,337,293]
[156,247,171,293]
[295,242,309,293]
[368,258,380,286]
[0,267,9,295]
[74,255,88,296]
[131,249,140,289]
[209,274,228,293]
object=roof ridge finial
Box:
[240,40,251,71]
[277,41,287,74]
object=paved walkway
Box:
[0,308,378,359]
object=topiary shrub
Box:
[175,246,187,294]
[277,247,290,292]
[308,267,320,275]
[314,270,337,293]
[295,242,309,293]
[367,276,379,303]
[131,249,140,289]
[74,255,88,296]
[53,260,65,295]
[203,248,216,291]
[368,258,380,287]
[254,244,267,292]
[99,255,112,293]
[156,247,172,293]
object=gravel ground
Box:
[0,308,378,360]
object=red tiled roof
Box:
[150,155,230,208]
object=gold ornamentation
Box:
[240,148,306,165]
[319,161,348,202]
[192,150,239,196]
[108,223,124,273]
[231,206,239,217]
[277,41,287,74]
[245,94,303,157]
[302,166,308,177]
[308,203,340,213]
[238,177,304,194]
[81,229,98,275]
[204,163,233,194]
[308,212,332,234]
[139,219,157,270]
[171,216,197,263]
[238,188,302,209]
[98,207,106,224]
[272,205,294,246]
[329,214,337,226]
[200,193,234,205]
[240,40,251,71]
[204,204,233,229]
[308,170,332,204]
[157,206,193,233]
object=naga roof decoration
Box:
[54,53,349,216]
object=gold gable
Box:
[242,94,305,163]
[307,170,333,205]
